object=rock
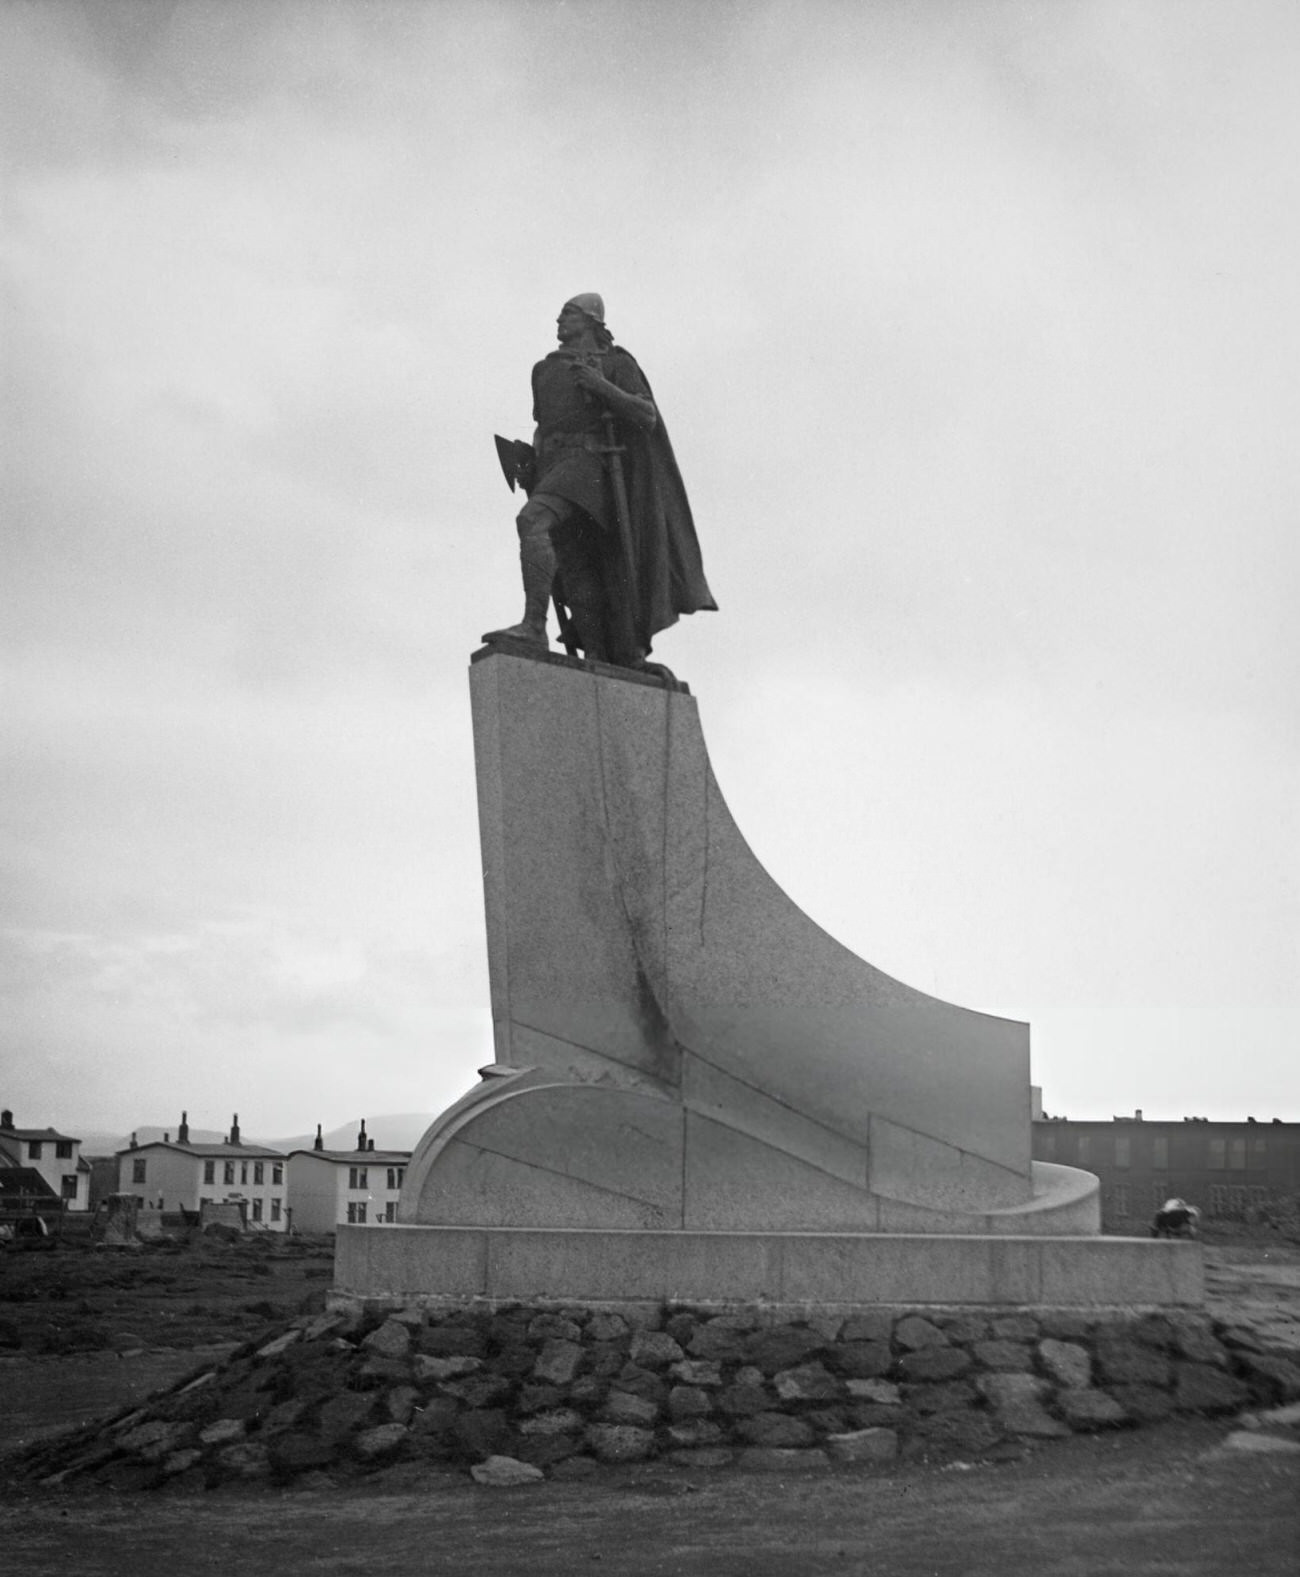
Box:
[1056,1389,1129,1429]
[717,1382,769,1417]
[268,1433,338,1477]
[977,1373,1068,1438]
[744,1326,826,1374]
[516,1382,565,1414]
[1130,1315,1178,1350]
[736,1412,816,1448]
[612,1363,667,1404]
[908,1411,1003,1458]
[668,1385,712,1420]
[1106,1384,1175,1424]
[898,1347,971,1383]
[840,1313,894,1344]
[527,1312,583,1342]
[602,1391,660,1426]
[935,1315,989,1344]
[217,1441,270,1479]
[906,1380,977,1415]
[824,1427,898,1464]
[829,1341,893,1379]
[256,1329,302,1359]
[894,1316,947,1351]
[972,1341,1033,1372]
[471,1454,544,1486]
[549,1455,601,1480]
[1233,1351,1300,1404]
[318,1392,377,1442]
[519,1408,584,1437]
[990,1314,1040,1342]
[587,1312,630,1342]
[410,1396,460,1438]
[386,1386,420,1425]
[440,1374,513,1408]
[585,1424,655,1463]
[1093,1342,1171,1388]
[354,1423,409,1460]
[686,1324,746,1363]
[413,1354,482,1382]
[670,1358,723,1388]
[629,1330,686,1368]
[119,1420,192,1459]
[846,1378,902,1405]
[1039,1339,1092,1390]
[773,1363,845,1403]
[453,1409,510,1459]
[533,1339,584,1386]
[262,1397,311,1435]
[198,1417,248,1447]
[418,1324,487,1359]
[161,1448,204,1477]
[1038,1312,1093,1342]
[1169,1321,1230,1367]
[666,1419,726,1448]
[362,1319,412,1360]
[1173,1363,1251,1414]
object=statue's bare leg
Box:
[482,499,558,648]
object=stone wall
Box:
[16,1301,1300,1492]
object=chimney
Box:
[356,1118,368,1153]
[229,1113,241,1146]
[1135,1109,1142,1122]
[313,1123,324,1152]
[164,1132,170,1144]
[368,1138,375,1152]
[0,1109,12,1131]
[178,1111,190,1145]
[129,1131,138,1149]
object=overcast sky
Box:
[4,0,1297,1143]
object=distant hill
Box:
[75,1114,437,1158]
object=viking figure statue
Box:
[485,293,716,669]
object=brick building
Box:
[1032,1110,1299,1229]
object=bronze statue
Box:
[484,294,715,669]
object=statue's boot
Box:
[482,525,555,649]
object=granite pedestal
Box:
[337,647,1200,1309]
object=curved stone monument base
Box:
[341,648,1201,1312]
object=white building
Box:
[286,1119,410,1231]
[0,1109,91,1210]
[115,1113,289,1231]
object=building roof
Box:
[115,1140,286,1159]
[287,1148,412,1164]
[0,1126,80,1143]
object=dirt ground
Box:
[2,1228,1298,1576]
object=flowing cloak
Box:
[531,345,717,657]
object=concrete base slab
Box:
[334,1224,1203,1311]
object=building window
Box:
[204,1161,215,1184]
[1152,1136,1168,1170]
[387,1167,406,1190]
[1229,1137,1246,1170]
[1248,1139,1266,1172]
[270,1198,281,1222]
[56,1141,73,1159]
[28,1141,43,1160]
[240,1163,248,1184]
[252,1198,263,1221]
[1208,1138,1225,1170]
[347,1201,368,1224]
[1114,1136,1131,1169]
[272,1163,283,1185]
[132,1158,147,1183]
[1076,1136,1091,1166]
[349,1167,369,1190]
[254,1162,264,1184]
[223,1162,235,1184]
[61,1174,78,1199]
[384,1201,398,1222]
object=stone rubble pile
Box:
[12,1301,1300,1492]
